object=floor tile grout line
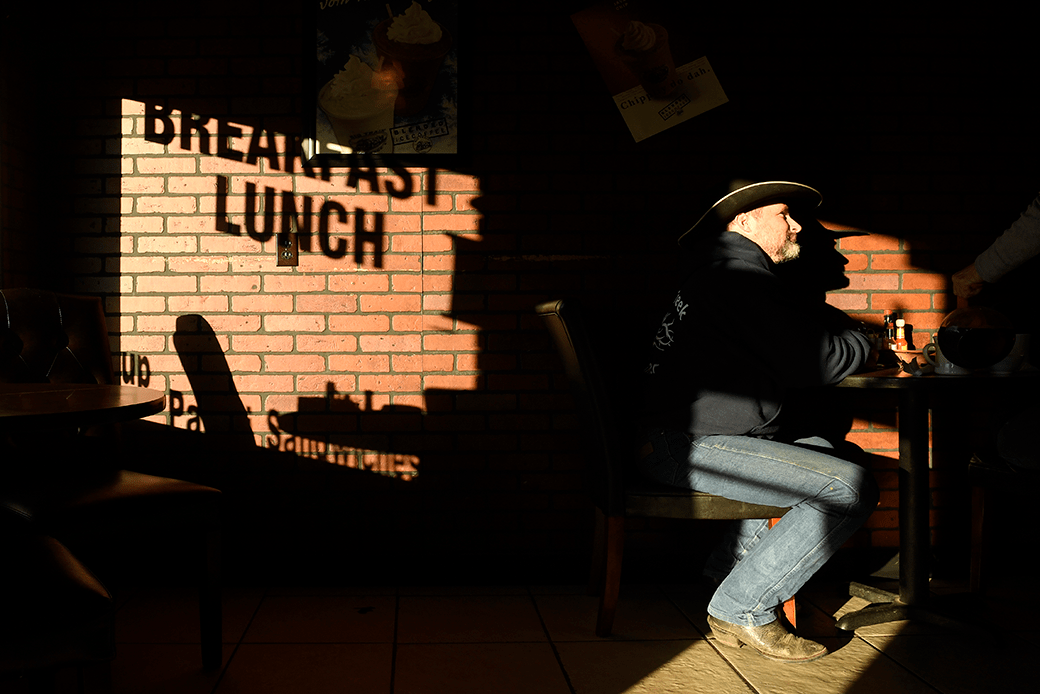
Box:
[660,583,709,639]
[528,585,578,694]
[207,586,271,694]
[658,583,765,692]
[765,590,947,694]
[235,640,400,644]
[389,588,400,694]
[851,631,946,694]
[97,581,1029,694]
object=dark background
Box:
[3,1,1039,585]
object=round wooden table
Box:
[0,383,166,432]
[835,365,1039,629]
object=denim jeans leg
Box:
[702,435,840,582]
[702,518,772,582]
[639,430,878,627]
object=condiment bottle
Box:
[894,319,908,351]
[883,310,897,350]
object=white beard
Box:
[776,239,801,263]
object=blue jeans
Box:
[639,429,878,627]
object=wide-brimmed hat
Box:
[677,179,823,246]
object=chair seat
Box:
[968,452,1026,485]
[0,534,114,676]
[2,469,220,530]
[625,477,790,520]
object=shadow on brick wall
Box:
[121,314,427,584]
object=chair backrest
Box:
[0,288,115,386]
[536,299,630,517]
[538,298,791,523]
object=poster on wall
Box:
[305,0,459,163]
[571,1,728,142]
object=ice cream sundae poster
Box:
[308,0,459,160]
[571,1,728,142]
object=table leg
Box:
[899,387,930,605]
[837,389,931,630]
[838,388,978,632]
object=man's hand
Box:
[952,263,985,298]
[857,347,881,372]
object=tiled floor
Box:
[10,555,1036,694]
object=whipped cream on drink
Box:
[324,56,385,113]
[386,1,442,44]
[614,20,676,98]
[620,21,656,52]
[319,55,397,152]
[374,2,452,116]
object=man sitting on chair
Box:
[639,180,879,663]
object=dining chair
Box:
[0,529,114,693]
[968,452,1036,593]
[0,287,222,671]
[536,299,793,636]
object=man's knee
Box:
[818,466,878,517]
[841,466,879,518]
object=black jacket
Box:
[640,232,871,439]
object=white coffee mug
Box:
[922,341,970,375]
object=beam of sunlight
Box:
[118,97,483,481]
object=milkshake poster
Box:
[571,1,728,142]
[308,0,459,160]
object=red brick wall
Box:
[5,4,1039,581]
[120,101,460,465]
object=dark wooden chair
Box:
[0,288,222,672]
[536,299,793,636]
[968,452,1036,593]
[0,531,114,694]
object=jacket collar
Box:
[709,231,774,271]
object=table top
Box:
[839,365,1040,390]
[0,383,166,431]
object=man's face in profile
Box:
[742,203,802,264]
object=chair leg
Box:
[588,507,607,597]
[970,484,987,593]
[596,514,624,638]
[781,597,797,629]
[200,528,222,671]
